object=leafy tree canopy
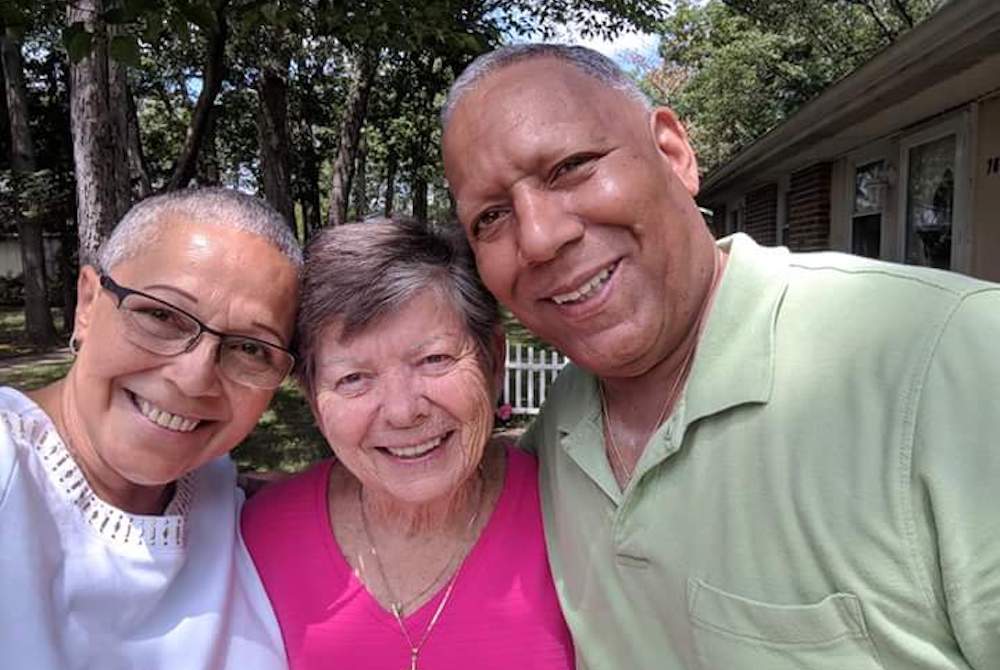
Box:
[652,0,941,172]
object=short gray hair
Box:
[296,217,500,396]
[442,43,650,128]
[98,188,303,271]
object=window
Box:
[904,134,956,269]
[851,160,886,259]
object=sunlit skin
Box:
[443,58,722,450]
[312,288,501,525]
[29,219,298,514]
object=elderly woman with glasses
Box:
[241,218,574,669]
[0,188,298,669]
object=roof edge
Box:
[699,0,1000,195]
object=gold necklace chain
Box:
[358,477,483,669]
[599,248,722,487]
[598,342,694,485]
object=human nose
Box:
[162,334,224,397]
[513,188,583,264]
[380,370,429,428]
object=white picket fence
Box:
[503,341,570,415]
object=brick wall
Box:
[786,163,832,251]
[744,184,778,246]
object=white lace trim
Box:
[1,409,195,549]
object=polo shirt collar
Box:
[556,233,787,489]
[683,233,788,425]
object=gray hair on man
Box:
[441,43,650,128]
[98,187,303,272]
[295,217,501,396]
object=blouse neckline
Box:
[1,388,195,549]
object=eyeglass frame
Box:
[98,273,296,389]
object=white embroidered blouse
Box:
[0,387,287,670]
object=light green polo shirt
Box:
[523,233,1000,670]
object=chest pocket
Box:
[687,579,885,670]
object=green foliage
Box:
[232,382,328,473]
[108,33,140,66]
[62,21,93,62]
[654,0,941,172]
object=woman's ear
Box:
[650,106,700,197]
[72,265,103,345]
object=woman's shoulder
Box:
[0,387,47,426]
[499,439,538,482]
[0,387,53,499]
[479,440,540,527]
[241,459,334,542]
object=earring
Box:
[69,334,81,356]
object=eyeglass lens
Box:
[116,293,292,388]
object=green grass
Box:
[0,358,72,389]
[0,308,66,359]
[232,382,328,473]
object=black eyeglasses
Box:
[100,274,295,390]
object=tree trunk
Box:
[327,49,376,227]
[126,87,152,197]
[1,28,58,346]
[59,212,78,330]
[108,54,131,208]
[68,0,128,265]
[352,132,367,220]
[165,1,228,191]
[296,118,322,237]
[197,105,220,185]
[379,62,410,219]
[383,147,397,217]
[306,130,322,235]
[257,53,293,224]
[412,173,427,223]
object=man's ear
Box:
[650,106,700,197]
[73,265,103,344]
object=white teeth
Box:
[136,396,200,433]
[384,436,444,459]
[552,264,614,305]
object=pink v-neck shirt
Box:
[242,446,574,669]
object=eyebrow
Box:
[143,283,199,302]
[142,283,287,346]
[319,332,464,367]
[250,322,288,346]
[413,332,461,349]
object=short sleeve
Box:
[910,289,1000,668]
[0,417,19,510]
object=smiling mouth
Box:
[129,391,201,433]
[377,432,452,460]
[550,261,618,305]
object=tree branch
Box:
[165,1,229,191]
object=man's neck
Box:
[600,248,728,434]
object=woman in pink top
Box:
[242,218,574,670]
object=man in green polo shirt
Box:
[442,43,1000,669]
